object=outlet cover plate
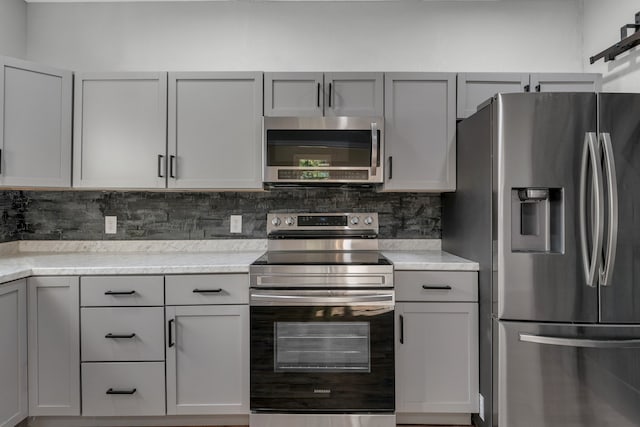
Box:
[105,216,117,234]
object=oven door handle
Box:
[250,290,394,306]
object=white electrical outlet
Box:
[105,216,117,234]
[479,393,485,421]
[230,215,242,234]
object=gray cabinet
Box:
[73,72,167,188]
[0,279,27,427]
[28,276,80,416]
[457,72,602,118]
[456,72,529,119]
[395,271,479,419]
[79,275,166,416]
[383,73,456,192]
[166,274,249,415]
[167,72,263,189]
[0,56,72,188]
[265,72,383,117]
[529,73,602,93]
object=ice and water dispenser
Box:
[511,188,564,253]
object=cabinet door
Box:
[28,276,80,416]
[264,72,323,117]
[166,305,249,415]
[73,72,167,188]
[168,72,263,189]
[0,280,27,427]
[396,302,478,413]
[457,72,529,119]
[384,73,456,192]
[530,73,602,93]
[324,72,383,117]
[0,57,72,187]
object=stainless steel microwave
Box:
[263,116,384,184]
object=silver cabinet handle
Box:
[371,122,379,177]
[599,132,618,287]
[579,132,604,287]
[520,333,640,349]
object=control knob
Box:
[285,217,295,226]
[350,216,360,225]
[271,217,281,226]
[364,216,374,225]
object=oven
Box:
[263,117,384,184]
[249,213,395,427]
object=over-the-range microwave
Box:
[263,116,384,185]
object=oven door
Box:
[263,116,383,184]
[250,289,394,412]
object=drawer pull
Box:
[168,319,175,348]
[106,388,137,395]
[399,314,404,344]
[104,290,137,296]
[193,288,223,294]
[421,285,453,291]
[105,333,136,339]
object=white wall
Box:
[0,0,27,58]
[583,0,640,92]
[26,0,584,72]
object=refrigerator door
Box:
[498,320,640,427]
[599,93,640,323]
[496,93,599,322]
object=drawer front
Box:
[81,307,164,362]
[395,271,478,302]
[165,274,248,305]
[81,362,165,416]
[81,276,164,307]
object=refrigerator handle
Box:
[579,132,605,288]
[600,132,618,287]
[520,333,640,349]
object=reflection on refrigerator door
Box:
[498,320,640,427]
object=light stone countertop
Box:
[381,250,479,271]
[0,240,478,284]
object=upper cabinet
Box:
[73,72,168,189]
[383,73,456,192]
[0,57,72,188]
[264,72,383,117]
[457,72,602,118]
[167,72,263,189]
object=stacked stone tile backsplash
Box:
[0,189,441,243]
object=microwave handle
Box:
[371,122,379,176]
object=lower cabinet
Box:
[80,275,166,416]
[395,271,479,419]
[395,302,479,413]
[28,276,80,416]
[165,304,249,415]
[0,279,27,427]
[81,362,165,416]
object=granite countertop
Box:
[0,240,478,284]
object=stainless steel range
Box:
[249,213,395,427]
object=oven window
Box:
[274,322,370,373]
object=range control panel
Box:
[266,212,378,234]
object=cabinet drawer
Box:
[395,271,477,302]
[81,307,164,362]
[165,274,248,305]
[81,276,164,307]
[81,362,165,416]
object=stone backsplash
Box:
[0,189,441,242]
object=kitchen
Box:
[0,1,639,427]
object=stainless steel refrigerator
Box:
[443,92,640,427]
